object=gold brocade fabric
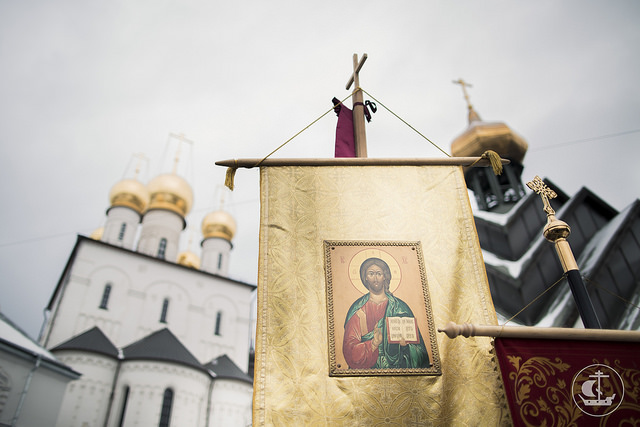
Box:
[254,165,510,426]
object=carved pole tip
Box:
[437,321,460,339]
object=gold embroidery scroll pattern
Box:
[344,376,456,425]
[258,166,507,425]
[265,167,356,425]
[506,355,582,427]
[615,358,640,406]
[598,358,640,423]
[489,344,515,426]
[455,169,497,326]
[449,338,510,426]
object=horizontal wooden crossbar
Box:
[215,157,510,169]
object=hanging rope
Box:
[501,273,566,326]
[502,273,640,327]
[360,88,451,158]
[584,276,640,312]
[224,87,502,189]
[224,93,353,190]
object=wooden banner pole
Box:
[438,322,640,342]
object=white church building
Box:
[37,165,255,426]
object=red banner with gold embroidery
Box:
[495,338,640,426]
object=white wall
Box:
[43,239,254,370]
[137,210,184,262]
[53,351,118,427]
[201,238,232,276]
[0,350,76,427]
[209,379,253,427]
[39,237,255,427]
[107,361,210,427]
[102,207,141,250]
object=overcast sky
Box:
[1,1,638,339]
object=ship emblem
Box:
[572,364,624,417]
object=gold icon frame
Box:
[324,240,441,376]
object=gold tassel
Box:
[482,150,503,176]
[224,167,237,191]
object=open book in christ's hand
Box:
[386,317,419,344]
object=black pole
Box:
[526,175,603,329]
[566,269,602,329]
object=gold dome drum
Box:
[451,121,528,164]
[202,210,237,241]
[147,174,193,217]
[109,179,150,214]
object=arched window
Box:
[214,311,222,336]
[99,283,112,310]
[160,298,169,323]
[117,386,130,427]
[159,388,173,427]
[118,223,127,241]
[157,238,167,259]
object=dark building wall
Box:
[582,201,640,328]
[480,181,639,328]
[474,180,568,261]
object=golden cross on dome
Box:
[132,152,148,179]
[169,132,193,174]
[526,176,557,215]
[452,78,474,110]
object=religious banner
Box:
[251,159,510,425]
[495,337,640,426]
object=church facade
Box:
[38,167,255,426]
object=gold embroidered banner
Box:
[496,338,640,426]
[253,163,509,425]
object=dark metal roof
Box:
[50,326,119,359]
[122,328,209,374]
[474,179,571,261]
[480,180,640,328]
[577,200,640,328]
[204,354,252,384]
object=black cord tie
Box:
[354,100,377,122]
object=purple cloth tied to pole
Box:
[333,97,356,157]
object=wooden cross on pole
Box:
[346,53,368,157]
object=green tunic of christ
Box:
[344,292,431,369]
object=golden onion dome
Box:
[147,173,193,217]
[108,179,150,214]
[177,250,201,269]
[451,108,528,164]
[201,210,237,241]
[90,227,104,240]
